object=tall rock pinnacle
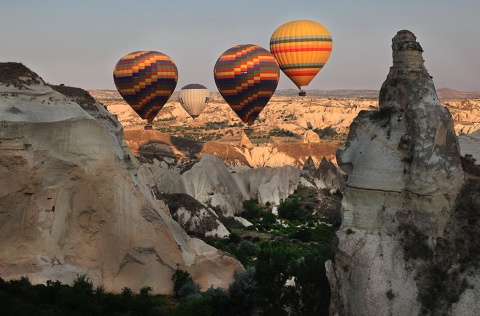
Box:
[327,30,464,315]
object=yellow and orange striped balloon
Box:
[270,20,332,90]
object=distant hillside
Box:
[435,88,480,100]
[274,89,379,99]
[91,87,480,101]
[274,88,480,100]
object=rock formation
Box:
[302,129,321,143]
[158,192,230,238]
[141,153,302,216]
[315,157,346,192]
[238,131,254,149]
[326,31,465,315]
[0,63,242,294]
[458,130,480,163]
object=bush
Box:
[313,126,338,138]
[172,269,201,300]
[238,240,260,256]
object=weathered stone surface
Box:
[327,31,464,316]
[0,67,242,294]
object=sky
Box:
[1,0,479,92]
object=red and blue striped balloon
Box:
[113,51,178,124]
[214,44,280,126]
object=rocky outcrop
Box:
[239,131,253,149]
[315,157,346,192]
[327,31,464,315]
[302,129,320,143]
[0,63,242,294]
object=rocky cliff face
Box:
[326,31,468,315]
[0,63,242,294]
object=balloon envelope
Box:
[270,20,332,90]
[178,84,210,118]
[213,44,280,126]
[113,51,178,124]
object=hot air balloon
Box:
[178,84,210,119]
[113,51,178,127]
[270,20,332,95]
[213,44,280,126]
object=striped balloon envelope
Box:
[213,44,280,126]
[113,51,178,124]
[270,20,332,91]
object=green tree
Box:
[172,268,201,301]
[287,254,331,316]
[228,267,257,316]
[278,197,301,220]
[255,242,296,315]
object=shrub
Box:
[238,240,260,256]
[172,268,201,300]
[278,198,301,220]
[313,126,338,138]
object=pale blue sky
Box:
[1,0,479,91]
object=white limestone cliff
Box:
[0,64,242,294]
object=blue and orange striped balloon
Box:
[113,51,178,124]
[214,44,280,126]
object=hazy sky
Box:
[1,0,479,92]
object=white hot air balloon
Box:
[178,84,210,118]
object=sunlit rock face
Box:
[0,64,242,294]
[327,31,464,316]
[302,129,321,143]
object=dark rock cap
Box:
[391,30,425,66]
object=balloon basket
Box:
[144,125,153,130]
[299,90,306,97]
[243,126,254,135]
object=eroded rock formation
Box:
[0,63,242,294]
[141,153,302,215]
[326,31,465,315]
